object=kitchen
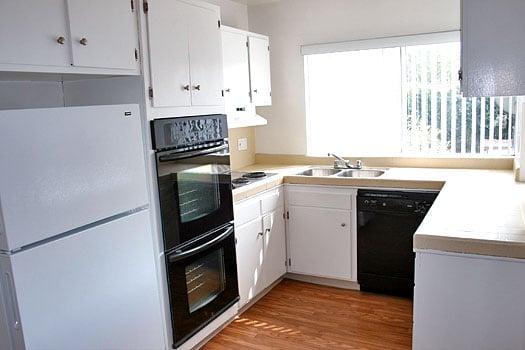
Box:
[0,0,524,349]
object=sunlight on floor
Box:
[233,316,301,335]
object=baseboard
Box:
[286,273,360,290]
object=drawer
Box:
[261,188,284,214]
[286,186,354,210]
[234,198,261,227]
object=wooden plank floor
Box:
[203,279,413,350]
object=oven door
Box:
[165,224,239,348]
[156,143,234,250]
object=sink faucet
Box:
[328,153,363,170]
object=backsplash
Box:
[229,127,256,170]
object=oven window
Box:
[186,248,226,313]
[178,165,221,223]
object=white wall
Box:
[248,0,460,155]
[206,0,249,30]
[0,81,64,110]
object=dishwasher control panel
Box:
[358,190,438,215]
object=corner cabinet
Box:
[233,186,286,308]
[461,0,525,96]
[285,185,357,281]
[0,0,139,75]
[145,0,224,109]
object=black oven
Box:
[152,115,239,348]
[166,224,238,347]
[152,115,234,250]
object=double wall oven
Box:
[152,115,239,348]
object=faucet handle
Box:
[356,160,363,169]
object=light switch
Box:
[237,137,248,151]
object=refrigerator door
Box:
[1,210,165,350]
[0,104,148,251]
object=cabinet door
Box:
[461,0,525,96]
[222,30,250,108]
[235,218,264,307]
[147,0,192,107]
[0,0,69,67]
[66,0,137,70]
[261,207,286,290]
[188,5,224,106]
[248,36,272,106]
[287,205,352,280]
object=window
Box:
[303,32,520,157]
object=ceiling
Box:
[232,0,281,6]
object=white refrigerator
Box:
[0,105,165,350]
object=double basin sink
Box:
[298,168,385,178]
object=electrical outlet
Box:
[237,137,248,151]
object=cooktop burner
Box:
[232,177,250,185]
[231,171,277,189]
[242,171,268,179]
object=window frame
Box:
[302,31,520,159]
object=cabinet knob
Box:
[183,85,190,91]
[225,88,231,93]
[193,84,201,91]
[56,36,66,45]
[341,223,346,227]
[258,232,264,237]
[253,89,258,93]
[458,69,463,81]
[79,38,88,46]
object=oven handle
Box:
[168,226,234,262]
[159,143,229,162]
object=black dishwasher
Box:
[357,189,438,298]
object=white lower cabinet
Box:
[261,208,287,288]
[235,218,264,307]
[285,185,357,281]
[234,187,286,308]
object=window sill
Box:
[254,153,515,171]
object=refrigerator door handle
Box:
[4,272,21,330]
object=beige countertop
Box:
[233,164,525,260]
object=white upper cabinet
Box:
[0,0,70,67]
[461,0,525,96]
[147,0,191,107]
[248,35,272,106]
[221,29,251,109]
[66,0,138,70]
[0,0,139,74]
[188,5,224,106]
[147,0,224,108]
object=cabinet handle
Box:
[341,223,346,227]
[183,85,190,91]
[193,84,201,91]
[225,88,231,93]
[56,36,66,45]
[79,38,88,46]
[458,69,463,81]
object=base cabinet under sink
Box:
[285,185,357,282]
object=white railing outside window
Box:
[303,32,519,157]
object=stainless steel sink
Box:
[298,168,342,177]
[337,169,385,178]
